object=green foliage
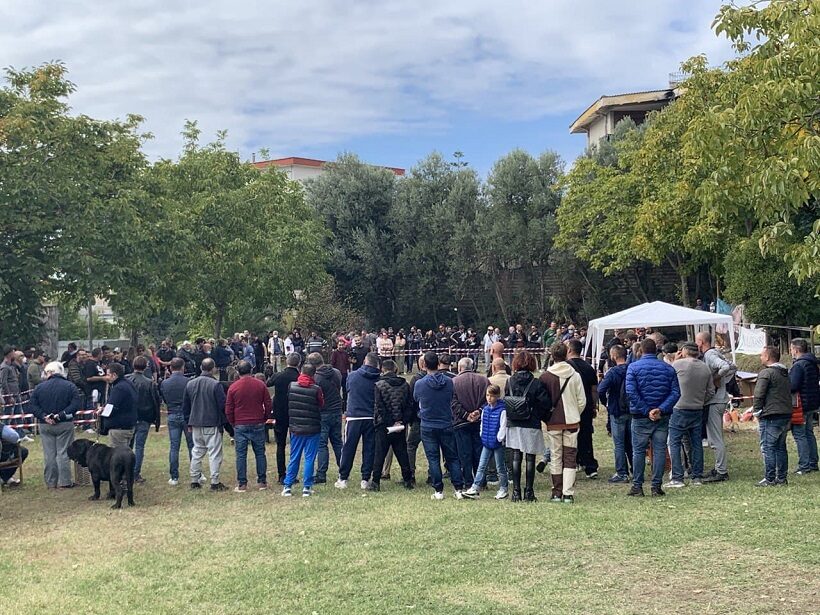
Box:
[293,276,365,336]
[58,306,122,342]
[723,236,820,326]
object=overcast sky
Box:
[1,1,736,175]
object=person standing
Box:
[695,331,737,483]
[462,384,509,500]
[183,358,228,491]
[282,363,324,497]
[753,346,793,486]
[451,357,489,488]
[125,357,161,483]
[413,351,465,500]
[566,339,599,479]
[625,338,680,497]
[335,352,381,490]
[305,332,326,356]
[267,331,283,373]
[664,343,715,489]
[268,353,300,484]
[597,345,632,483]
[103,362,138,449]
[29,362,81,488]
[368,359,414,491]
[540,343,586,503]
[1,345,24,437]
[488,358,511,396]
[160,358,195,486]
[406,356,426,485]
[226,360,272,492]
[26,350,44,389]
[788,338,819,474]
[307,353,344,485]
[506,351,552,502]
[329,343,350,402]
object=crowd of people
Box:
[1,322,818,503]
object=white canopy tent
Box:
[583,301,736,364]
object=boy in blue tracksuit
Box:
[413,351,465,500]
[462,384,508,500]
[625,338,680,497]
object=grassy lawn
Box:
[1,419,818,615]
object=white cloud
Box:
[0,0,735,160]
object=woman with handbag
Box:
[505,351,551,502]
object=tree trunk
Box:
[493,278,509,325]
[214,307,224,339]
[129,328,138,349]
[87,297,94,350]
[679,272,689,307]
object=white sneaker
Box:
[21,435,34,443]
[454,490,464,500]
[663,480,686,489]
[168,478,179,486]
[495,489,509,500]
[461,487,480,499]
[360,480,369,490]
[334,479,348,489]
[431,491,445,500]
[302,489,313,498]
[281,487,292,497]
[84,428,96,435]
[198,475,207,484]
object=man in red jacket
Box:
[226,360,272,492]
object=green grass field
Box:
[1,420,818,615]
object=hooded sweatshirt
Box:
[414,370,454,429]
[539,361,586,429]
[315,364,343,414]
[345,364,381,419]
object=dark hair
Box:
[512,350,536,372]
[486,384,501,397]
[550,342,567,362]
[169,357,185,371]
[641,338,657,356]
[662,342,679,355]
[566,339,583,355]
[364,352,380,368]
[91,348,102,358]
[133,356,148,370]
[610,344,627,360]
[382,359,397,372]
[236,360,252,376]
[68,342,77,351]
[107,362,124,378]
[790,338,809,354]
[437,353,451,366]
[764,345,781,362]
[423,351,439,371]
[301,363,316,377]
[286,352,301,367]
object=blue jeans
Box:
[610,414,631,478]
[631,416,669,489]
[454,423,482,486]
[284,433,320,490]
[669,410,703,481]
[132,421,150,477]
[760,415,790,481]
[316,411,343,481]
[235,424,267,486]
[167,413,194,480]
[471,446,508,491]
[420,426,464,492]
[791,409,819,471]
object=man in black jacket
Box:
[307,353,344,484]
[126,356,161,483]
[104,362,138,449]
[789,338,819,474]
[368,360,414,491]
[268,353,300,484]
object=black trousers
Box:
[273,426,288,480]
[577,409,599,475]
[372,427,412,485]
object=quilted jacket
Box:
[625,354,680,417]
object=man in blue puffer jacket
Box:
[625,338,680,497]
[789,338,819,474]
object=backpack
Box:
[504,378,535,422]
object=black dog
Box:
[67,439,136,509]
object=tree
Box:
[304,153,399,325]
[293,276,365,336]
[688,0,820,294]
[153,123,327,337]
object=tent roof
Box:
[588,301,733,329]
